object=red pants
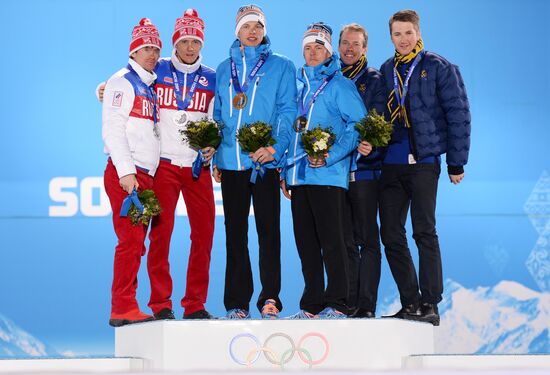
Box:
[104,159,154,315]
[147,160,215,315]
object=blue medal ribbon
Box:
[350,150,361,172]
[170,63,202,111]
[126,64,158,126]
[250,161,266,184]
[192,151,204,179]
[392,51,425,113]
[298,70,337,120]
[230,53,268,97]
[351,66,368,83]
[120,188,143,217]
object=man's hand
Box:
[213,166,222,183]
[201,147,215,164]
[119,174,138,194]
[307,155,326,168]
[357,140,373,156]
[97,83,106,102]
[251,147,275,164]
[449,173,465,185]
[281,179,291,200]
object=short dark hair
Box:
[389,10,420,34]
[339,23,368,48]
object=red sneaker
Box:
[109,308,154,327]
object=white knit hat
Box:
[235,4,267,37]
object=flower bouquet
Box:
[236,121,276,183]
[355,109,393,147]
[180,118,222,178]
[121,189,162,226]
[301,125,336,161]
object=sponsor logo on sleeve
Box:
[112,91,123,107]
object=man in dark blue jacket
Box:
[379,10,471,326]
[338,23,386,318]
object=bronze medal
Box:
[232,93,247,109]
[293,116,308,133]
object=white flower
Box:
[251,126,257,134]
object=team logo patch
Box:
[112,91,123,107]
[164,76,173,83]
[421,70,428,78]
[199,76,209,86]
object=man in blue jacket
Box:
[212,4,297,319]
[283,22,366,319]
[379,10,471,326]
[338,23,386,318]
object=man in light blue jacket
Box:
[283,22,367,319]
[212,4,297,319]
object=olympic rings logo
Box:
[229,332,329,369]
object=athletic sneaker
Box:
[261,299,280,319]
[286,310,318,319]
[154,308,175,320]
[109,308,155,327]
[223,308,251,319]
[183,309,216,320]
[317,307,347,319]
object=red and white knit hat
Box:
[172,8,205,46]
[302,22,333,55]
[235,4,267,36]
[129,18,162,56]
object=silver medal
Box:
[173,110,189,127]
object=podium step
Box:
[404,354,550,370]
[0,357,143,373]
[115,318,434,371]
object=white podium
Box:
[115,318,434,371]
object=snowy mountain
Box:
[435,279,550,354]
[0,313,59,358]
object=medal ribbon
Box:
[250,161,266,184]
[170,63,202,111]
[120,188,143,217]
[230,53,268,97]
[298,71,337,119]
[191,151,204,179]
[391,51,424,127]
[126,64,158,126]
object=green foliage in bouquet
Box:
[355,109,393,147]
[301,125,336,158]
[236,121,276,153]
[180,118,221,150]
[128,189,162,226]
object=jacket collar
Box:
[229,36,272,64]
[299,53,340,84]
[127,58,157,86]
[170,50,202,74]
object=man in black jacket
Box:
[339,23,386,318]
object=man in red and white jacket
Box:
[148,9,217,320]
[102,18,162,327]
[98,9,216,321]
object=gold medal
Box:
[232,93,247,109]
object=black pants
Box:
[379,163,443,306]
[221,168,281,313]
[344,179,381,312]
[291,185,348,314]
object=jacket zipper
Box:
[248,76,260,116]
[292,74,311,185]
[235,55,248,171]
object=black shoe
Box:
[183,309,216,320]
[154,308,175,320]
[350,308,375,318]
[416,303,440,326]
[382,303,421,320]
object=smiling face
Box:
[131,46,160,72]
[339,30,367,66]
[390,21,421,55]
[237,21,264,47]
[303,42,331,67]
[175,38,202,64]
